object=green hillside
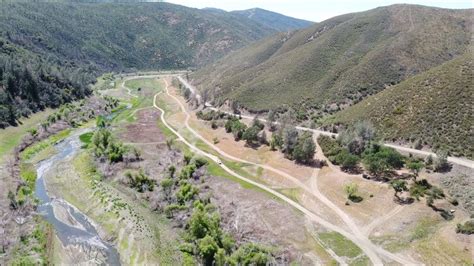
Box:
[191,5,472,118]
[231,8,314,31]
[0,2,276,127]
[326,52,474,159]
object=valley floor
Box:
[1,72,472,265]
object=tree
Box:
[231,121,247,141]
[433,151,450,172]
[338,120,375,155]
[242,126,260,146]
[407,161,423,179]
[214,248,226,266]
[198,235,219,265]
[266,110,277,131]
[343,183,359,201]
[292,132,316,164]
[362,144,404,177]
[259,130,267,145]
[389,179,407,200]
[269,133,283,151]
[282,127,299,158]
[252,116,264,130]
[160,178,173,202]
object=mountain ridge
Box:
[191,4,472,117]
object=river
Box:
[34,130,121,265]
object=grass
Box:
[21,129,71,161]
[0,109,54,160]
[9,217,52,265]
[79,132,93,145]
[318,232,363,258]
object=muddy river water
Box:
[35,130,121,265]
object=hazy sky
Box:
[165,0,472,21]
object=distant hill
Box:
[0,2,275,127]
[325,52,474,159]
[191,5,472,118]
[231,8,314,31]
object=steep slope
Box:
[191,5,472,117]
[326,52,474,159]
[231,8,314,31]
[0,2,275,127]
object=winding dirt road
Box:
[151,77,420,265]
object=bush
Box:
[456,220,474,235]
[318,135,343,157]
[125,170,154,192]
[177,181,199,204]
[433,151,451,172]
[229,243,273,266]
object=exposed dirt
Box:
[119,108,165,144]
[167,76,473,264]
[207,174,330,264]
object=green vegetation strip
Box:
[21,129,71,161]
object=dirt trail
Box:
[150,81,384,265]
[153,77,422,265]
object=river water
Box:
[34,131,121,265]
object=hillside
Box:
[0,2,276,127]
[191,4,472,119]
[231,8,314,31]
[325,52,474,159]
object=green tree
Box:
[214,248,226,266]
[389,179,407,200]
[198,235,219,265]
[343,182,359,201]
[292,132,316,164]
[269,133,283,151]
[282,127,299,158]
[407,161,423,178]
[242,126,260,146]
[426,186,445,207]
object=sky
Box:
[164,0,473,22]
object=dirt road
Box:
[153,77,422,265]
[178,76,474,169]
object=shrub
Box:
[125,170,155,192]
[229,243,273,266]
[318,135,343,157]
[433,151,451,172]
[177,181,199,204]
[456,220,474,235]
